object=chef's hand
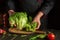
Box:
[8,10,15,16]
[32,11,44,29]
[8,10,16,27]
[32,16,41,29]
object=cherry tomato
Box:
[0,29,6,34]
[47,33,55,40]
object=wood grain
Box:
[9,28,46,34]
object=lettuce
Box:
[9,12,37,32]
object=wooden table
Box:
[0,27,60,40]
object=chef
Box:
[6,0,55,30]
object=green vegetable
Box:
[31,22,37,32]
[37,34,47,39]
[9,14,16,28]
[25,22,37,32]
[29,36,37,40]
[9,12,28,30]
[16,12,28,30]
[29,34,47,40]
[9,12,37,32]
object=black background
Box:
[48,0,60,29]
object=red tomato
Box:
[47,33,55,40]
[0,29,6,34]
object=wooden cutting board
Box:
[9,28,46,34]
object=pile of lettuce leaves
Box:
[9,12,37,32]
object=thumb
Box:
[36,22,41,29]
[8,10,14,16]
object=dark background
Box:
[48,0,60,29]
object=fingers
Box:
[36,21,41,29]
[32,19,41,29]
[8,10,15,16]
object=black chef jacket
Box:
[7,0,54,15]
[7,0,55,30]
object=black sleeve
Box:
[40,0,55,15]
[7,0,15,11]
